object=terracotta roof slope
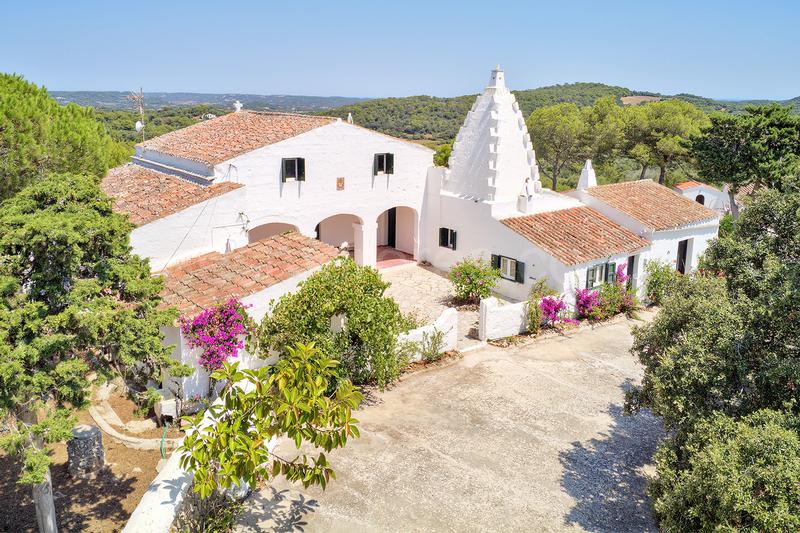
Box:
[674,180,718,191]
[137,111,336,165]
[102,163,242,226]
[586,180,718,230]
[502,206,649,266]
[158,232,339,317]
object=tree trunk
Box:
[551,172,557,191]
[658,165,666,185]
[639,164,648,180]
[33,469,58,533]
[728,189,740,219]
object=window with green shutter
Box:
[492,254,525,284]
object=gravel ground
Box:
[237,311,664,532]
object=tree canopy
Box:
[0,74,127,200]
[0,173,187,484]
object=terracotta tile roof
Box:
[586,180,719,230]
[734,182,760,204]
[101,164,242,226]
[674,180,717,191]
[157,232,339,317]
[501,207,650,266]
[137,111,336,165]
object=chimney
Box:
[577,160,597,190]
[346,112,353,124]
[233,100,243,113]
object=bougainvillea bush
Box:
[575,288,600,319]
[448,257,500,303]
[180,299,253,371]
[539,295,578,328]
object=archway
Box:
[315,213,362,251]
[695,194,705,205]
[248,222,300,243]
[375,206,417,268]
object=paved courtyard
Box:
[236,312,664,532]
[382,264,455,324]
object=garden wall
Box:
[478,297,529,341]
[397,307,458,361]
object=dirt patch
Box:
[1,408,163,532]
[404,350,463,374]
[621,95,662,106]
[105,391,183,440]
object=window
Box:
[438,227,457,250]
[281,158,305,182]
[491,254,525,283]
[695,194,705,205]
[586,261,617,289]
[373,153,395,175]
[677,239,689,274]
[626,255,636,287]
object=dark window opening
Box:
[695,194,705,205]
[373,153,395,175]
[438,227,457,250]
[677,239,689,274]
[281,158,305,182]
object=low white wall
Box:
[397,307,458,361]
[478,297,529,341]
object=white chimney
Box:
[233,100,243,112]
[577,160,597,190]
[346,112,353,124]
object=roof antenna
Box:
[127,87,146,142]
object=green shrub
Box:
[420,328,445,362]
[259,257,412,388]
[644,259,681,305]
[527,278,557,334]
[448,257,500,303]
[651,410,800,532]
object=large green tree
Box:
[0,74,127,200]
[626,181,800,528]
[527,102,587,190]
[623,99,709,185]
[0,173,188,530]
[691,104,800,217]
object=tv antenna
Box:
[127,87,146,142]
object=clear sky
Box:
[1,0,798,100]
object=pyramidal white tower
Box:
[577,159,598,189]
[443,66,542,203]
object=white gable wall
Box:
[675,185,729,214]
[129,121,433,271]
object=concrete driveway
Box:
[236,312,663,532]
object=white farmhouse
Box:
[102,66,720,395]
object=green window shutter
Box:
[514,260,525,283]
[386,153,394,174]
[281,158,288,182]
[297,158,306,181]
[373,154,378,176]
[606,262,616,283]
[450,230,457,250]
[439,228,448,247]
[491,254,500,269]
[586,266,595,289]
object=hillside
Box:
[323,83,800,143]
[49,91,368,113]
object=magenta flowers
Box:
[539,295,578,327]
[575,288,600,319]
[180,299,251,371]
[615,262,629,285]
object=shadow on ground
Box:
[237,487,318,533]
[560,388,664,533]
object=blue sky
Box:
[1,0,798,99]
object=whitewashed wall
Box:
[675,185,729,214]
[397,308,458,361]
[478,298,528,341]
[131,121,433,271]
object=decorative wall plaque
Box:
[336,177,345,191]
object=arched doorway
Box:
[316,213,362,251]
[248,222,299,243]
[695,194,705,205]
[376,206,417,268]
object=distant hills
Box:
[53,84,800,144]
[49,91,369,113]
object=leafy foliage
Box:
[526,277,558,334]
[179,343,363,498]
[627,180,800,529]
[0,74,127,200]
[643,259,681,305]
[259,257,411,388]
[651,410,800,531]
[420,328,445,363]
[0,173,187,484]
[448,257,500,303]
[433,142,452,167]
